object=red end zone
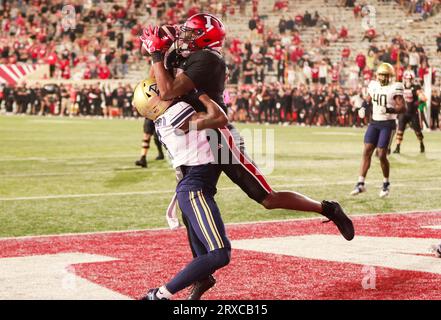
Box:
[1,212,441,300]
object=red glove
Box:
[140,25,174,55]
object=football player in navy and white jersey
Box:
[132,78,230,300]
[140,14,354,299]
[351,63,406,198]
[392,71,426,154]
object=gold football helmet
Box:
[376,63,395,86]
[132,78,168,120]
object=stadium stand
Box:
[0,0,439,126]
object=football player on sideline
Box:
[392,71,426,154]
[351,63,406,198]
[135,118,164,168]
[133,78,230,300]
[140,14,354,299]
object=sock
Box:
[383,178,389,184]
[156,285,172,299]
[358,176,365,184]
[166,248,230,294]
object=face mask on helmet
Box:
[175,13,225,56]
[377,73,391,86]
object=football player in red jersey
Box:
[393,72,426,154]
[140,14,354,299]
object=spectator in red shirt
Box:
[355,52,366,77]
[292,31,301,45]
[311,63,320,84]
[98,64,111,79]
[395,65,405,82]
[390,45,399,65]
[61,65,71,79]
[339,26,348,42]
[353,5,361,18]
[362,28,377,42]
[46,51,58,77]
[342,46,351,61]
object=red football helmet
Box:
[178,13,226,52]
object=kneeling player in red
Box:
[133,78,229,300]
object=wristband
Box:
[151,52,163,63]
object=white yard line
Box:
[0,168,173,178]
[1,176,439,201]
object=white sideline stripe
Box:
[0,180,412,201]
[421,225,441,230]
[0,154,143,161]
[0,209,440,242]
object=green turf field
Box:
[1,115,440,237]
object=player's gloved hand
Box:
[358,107,366,119]
[140,25,176,56]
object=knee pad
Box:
[142,139,150,149]
[208,248,231,270]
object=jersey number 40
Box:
[372,94,387,107]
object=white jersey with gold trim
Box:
[367,80,404,121]
[154,101,214,168]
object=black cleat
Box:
[140,288,168,300]
[135,156,147,168]
[321,200,355,241]
[420,142,425,153]
[187,275,216,300]
[393,145,400,154]
[155,154,165,160]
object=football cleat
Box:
[420,142,425,153]
[321,200,355,241]
[393,145,400,154]
[140,288,169,300]
[379,182,390,198]
[187,274,216,300]
[155,153,165,160]
[135,156,147,168]
[350,183,366,196]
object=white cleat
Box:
[379,182,390,198]
[350,183,366,196]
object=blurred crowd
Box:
[0,0,246,80]
[0,82,137,117]
[1,81,440,131]
[395,0,441,18]
[0,0,440,129]
[226,82,441,130]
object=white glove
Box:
[358,107,366,119]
